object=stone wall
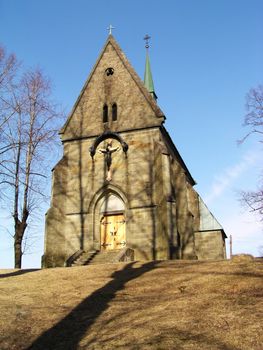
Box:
[61,39,164,142]
[195,230,226,260]
[43,124,202,267]
[43,35,226,267]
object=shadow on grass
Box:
[27,261,159,350]
[85,319,240,350]
[0,269,39,279]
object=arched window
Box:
[103,104,108,123]
[112,103,117,121]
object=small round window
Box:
[105,67,114,76]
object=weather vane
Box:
[144,34,151,49]
[107,24,115,35]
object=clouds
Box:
[203,146,262,257]
[204,149,261,205]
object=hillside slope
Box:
[0,259,262,350]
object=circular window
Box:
[105,67,114,76]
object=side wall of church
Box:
[164,150,197,259]
[43,157,69,267]
[195,231,226,260]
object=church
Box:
[42,34,226,267]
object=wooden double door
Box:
[100,214,126,250]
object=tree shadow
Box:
[0,269,38,279]
[27,261,159,350]
[85,316,239,350]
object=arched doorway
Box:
[99,194,126,250]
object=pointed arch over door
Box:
[89,185,128,251]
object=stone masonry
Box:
[42,35,226,267]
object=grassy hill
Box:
[0,258,262,350]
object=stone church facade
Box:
[42,35,226,267]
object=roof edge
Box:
[59,35,113,134]
[160,125,196,186]
[60,35,165,135]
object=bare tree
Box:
[240,85,263,220]
[0,45,18,97]
[1,65,62,268]
[0,45,20,161]
[241,85,263,143]
[240,188,263,218]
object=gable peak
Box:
[60,34,165,135]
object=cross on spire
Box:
[144,34,151,49]
[107,24,115,35]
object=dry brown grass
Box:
[0,259,262,350]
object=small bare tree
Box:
[1,64,62,268]
[240,85,263,220]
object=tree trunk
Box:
[14,234,22,268]
[14,218,27,268]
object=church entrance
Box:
[100,214,126,250]
[99,193,126,250]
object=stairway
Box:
[70,248,134,267]
[71,250,99,266]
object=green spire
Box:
[143,34,157,100]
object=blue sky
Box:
[0,0,262,268]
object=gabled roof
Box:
[198,196,227,237]
[60,35,165,135]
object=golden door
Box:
[100,214,126,250]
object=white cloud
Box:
[203,147,262,258]
[204,149,260,204]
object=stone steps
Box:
[91,250,123,264]
[72,250,99,266]
[71,249,129,266]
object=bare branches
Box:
[0,45,20,131]
[239,85,263,144]
[240,85,263,221]
[0,44,64,267]
[240,187,263,219]
[0,45,18,90]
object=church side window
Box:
[103,104,108,123]
[112,103,117,121]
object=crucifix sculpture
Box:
[99,139,120,181]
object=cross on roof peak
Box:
[107,24,115,35]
